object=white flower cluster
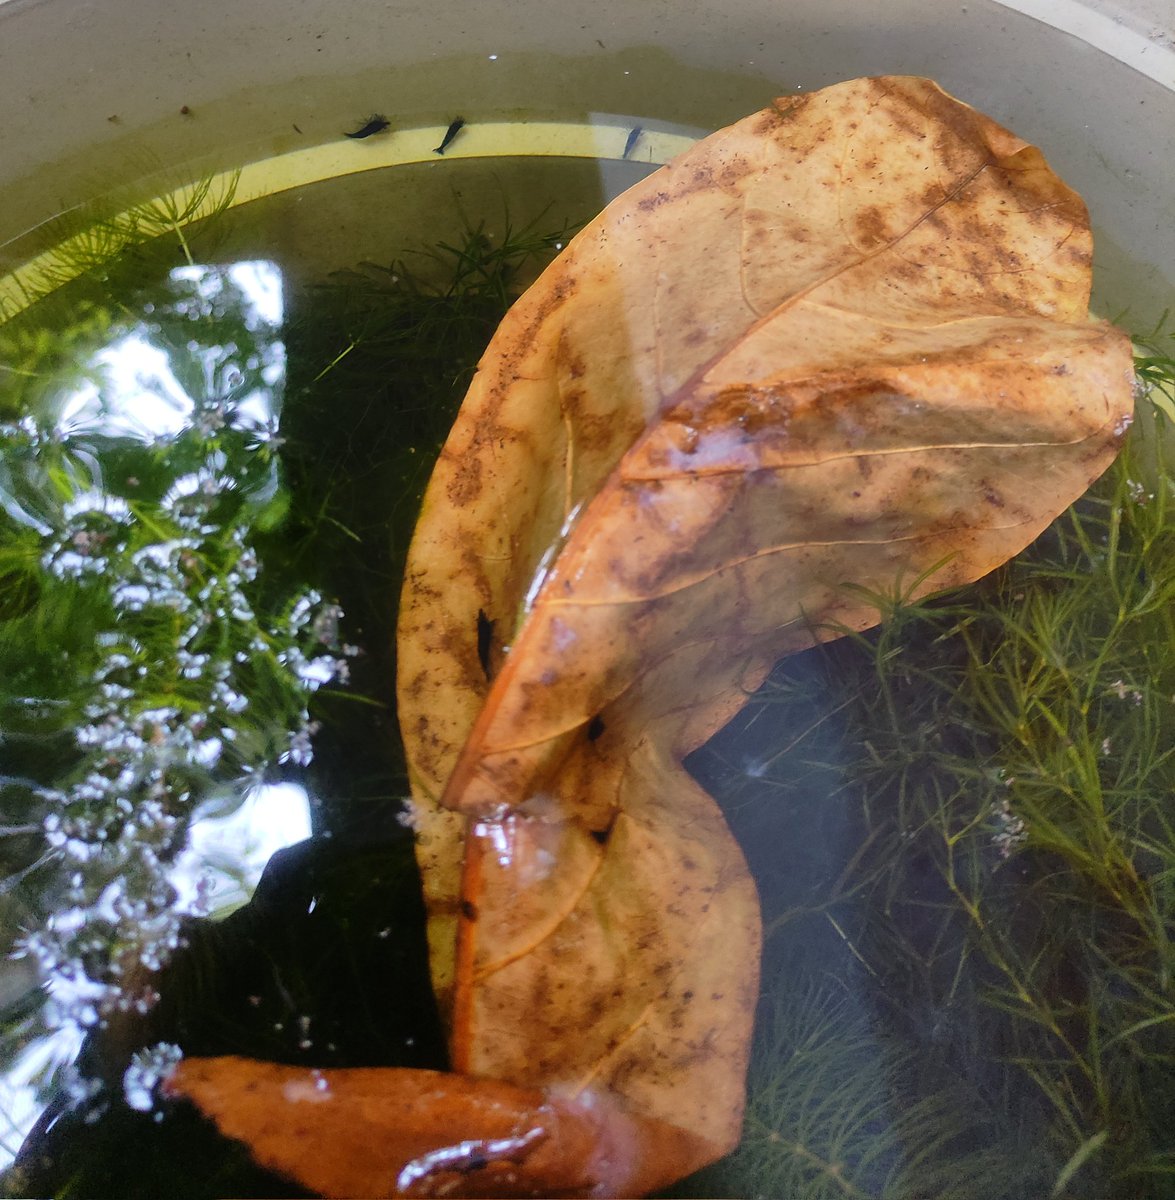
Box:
[277,596,360,700]
[990,794,1027,859]
[1107,678,1144,706]
[40,494,134,581]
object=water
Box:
[0,135,1173,1199]
[0,157,600,1193]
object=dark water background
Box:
[0,162,1172,1199]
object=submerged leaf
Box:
[172,76,1135,1196]
[396,74,1133,1184]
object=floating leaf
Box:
[172,76,1135,1196]
[164,1057,703,1197]
[397,74,1134,1186]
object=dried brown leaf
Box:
[396,74,1133,1184]
[171,76,1135,1198]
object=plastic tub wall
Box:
[0,0,1171,323]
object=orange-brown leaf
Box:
[164,1057,711,1198]
[396,74,1134,1189]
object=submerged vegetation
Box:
[0,171,241,321]
[271,211,580,837]
[684,345,1175,1198]
[0,175,1173,1197]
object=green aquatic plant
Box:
[668,972,1028,1200]
[0,171,240,320]
[684,347,1175,1198]
[271,212,581,832]
[1133,316,1175,424]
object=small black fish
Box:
[345,114,390,139]
[623,126,643,160]
[476,608,495,679]
[434,118,465,155]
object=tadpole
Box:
[345,114,391,139]
[434,118,466,155]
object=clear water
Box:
[0,143,1173,1200]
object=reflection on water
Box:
[0,198,557,1196]
[0,783,311,1168]
[0,1024,82,1170]
[169,782,312,917]
[0,253,349,1165]
[57,262,284,444]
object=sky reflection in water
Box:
[0,259,326,1167]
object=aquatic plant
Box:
[683,344,1175,1198]
[0,171,240,320]
[270,212,581,833]
[1133,316,1175,423]
[668,972,1028,1200]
